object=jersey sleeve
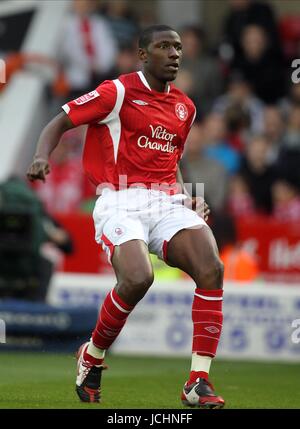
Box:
[61,80,117,126]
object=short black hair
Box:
[138,25,176,49]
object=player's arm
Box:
[176,165,210,221]
[27,81,117,183]
[27,112,75,182]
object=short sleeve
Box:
[62,80,117,126]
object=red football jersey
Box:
[62,71,196,193]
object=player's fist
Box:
[26,157,50,182]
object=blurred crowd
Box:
[28,0,300,227]
[179,0,300,225]
[1,0,300,283]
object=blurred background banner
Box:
[46,273,300,361]
[0,0,300,362]
[0,297,98,351]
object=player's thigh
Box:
[112,239,153,284]
[167,225,218,268]
[149,204,205,263]
[99,215,154,294]
[166,225,223,287]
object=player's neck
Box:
[142,70,168,93]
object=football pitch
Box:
[0,352,299,409]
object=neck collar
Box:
[137,71,170,94]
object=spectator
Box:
[181,122,228,213]
[279,82,300,118]
[173,68,196,101]
[283,105,300,150]
[263,106,285,163]
[180,25,224,116]
[221,0,282,64]
[58,0,118,99]
[272,177,300,222]
[32,127,95,215]
[238,134,277,213]
[101,0,139,49]
[289,82,300,107]
[223,102,251,153]
[213,70,264,135]
[232,24,286,103]
[110,46,140,78]
[202,113,240,174]
[275,146,300,195]
[226,174,256,217]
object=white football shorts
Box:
[93,187,206,263]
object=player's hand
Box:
[191,197,210,221]
[26,157,50,182]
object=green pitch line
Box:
[0,352,299,409]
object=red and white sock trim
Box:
[92,287,134,350]
[194,292,223,301]
[110,290,131,313]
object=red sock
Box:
[189,370,209,383]
[191,288,223,358]
[91,288,134,351]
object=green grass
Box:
[0,352,299,409]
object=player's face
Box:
[142,31,183,82]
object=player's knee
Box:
[129,270,154,291]
[193,257,224,290]
[119,268,154,299]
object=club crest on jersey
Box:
[74,90,100,105]
[175,103,188,121]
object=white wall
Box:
[0,0,69,182]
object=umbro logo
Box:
[205,326,220,334]
[132,99,148,105]
[103,329,118,337]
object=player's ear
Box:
[138,48,148,63]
